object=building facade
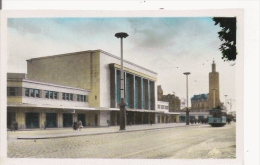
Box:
[7,73,91,129]
[12,49,160,128]
[157,101,180,123]
[157,86,181,112]
[191,93,209,112]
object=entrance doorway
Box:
[26,112,39,128]
[94,114,98,126]
[77,114,86,126]
[7,112,16,129]
[46,113,57,128]
[63,113,73,127]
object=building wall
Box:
[26,50,157,109]
[27,51,100,107]
[157,101,169,113]
[7,79,89,107]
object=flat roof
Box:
[26,49,157,75]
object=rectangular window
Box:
[54,92,58,99]
[69,93,73,101]
[158,105,160,109]
[8,87,17,96]
[30,89,34,97]
[25,88,29,97]
[77,95,80,101]
[66,93,69,100]
[83,95,86,102]
[50,91,53,99]
[161,105,164,109]
[9,87,16,96]
[45,90,49,98]
[35,89,40,98]
[62,93,65,100]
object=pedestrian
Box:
[78,120,83,131]
[73,121,78,131]
[44,120,47,129]
[150,119,153,126]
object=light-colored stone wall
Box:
[27,51,100,107]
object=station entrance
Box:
[46,113,57,128]
[26,112,39,128]
[63,113,73,127]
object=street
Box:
[8,123,236,159]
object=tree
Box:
[212,17,237,61]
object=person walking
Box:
[150,119,153,126]
[73,121,78,131]
[78,120,83,131]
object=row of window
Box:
[157,105,169,110]
[7,87,88,102]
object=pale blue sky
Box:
[7,17,236,109]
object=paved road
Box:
[7,123,236,159]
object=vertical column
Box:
[148,80,150,110]
[57,111,63,128]
[109,64,116,108]
[140,77,144,109]
[133,75,136,109]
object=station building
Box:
[7,49,179,129]
[7,73,91,129]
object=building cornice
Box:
[26,49,157,75]
[8,78,90,92]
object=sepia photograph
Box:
[1,1,258,164]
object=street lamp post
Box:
[115,32,129,130]
[183,72,190,125]
[224,95,228,111]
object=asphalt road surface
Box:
[8,124,236,159]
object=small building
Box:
[156,101,180,123]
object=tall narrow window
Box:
[35,89,40,98]
[45,91,49,98]
[62,93,65,100]
[69,93,73,101]
[66,93,69,100]
[54,92,58,99]
[50,91,53,99]
[25,88,29,97]
[30,89,34,97]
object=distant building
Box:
[191,60,222,112]
[157,101,179,123]
[157,86,181,112]
[191,93,209,112]
[157,85,163,100]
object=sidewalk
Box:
[7,123,197,140]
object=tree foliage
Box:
[212,17,237,61]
